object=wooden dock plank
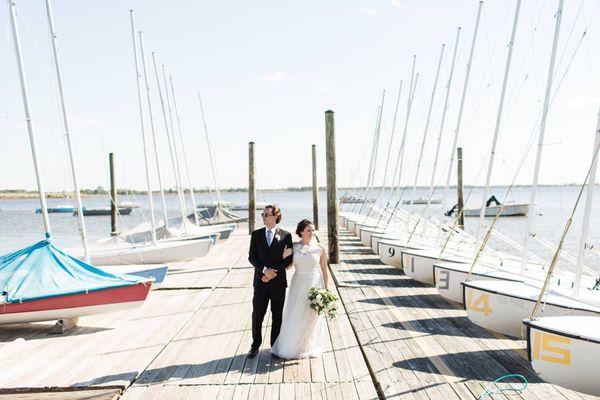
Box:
[5,225,595,400]
[330,227,599,400]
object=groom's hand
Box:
[264,268,278,279]
[261,275,270,283]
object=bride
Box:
[270,219,329,359]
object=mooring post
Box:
[457,147,465,230]
[109,152,117,235]
[248,141,256,234]
[312,144,319,230]
[325,111,339,264]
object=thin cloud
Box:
[255,72,290,82]
[360,7,378,15]
[315,86,332,93]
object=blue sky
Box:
[1,0,600,192]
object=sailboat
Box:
[465,98,600,339]
[71,13,216,265]
[461,197,529,217]
[0,0,152,325]
[524,315,600,396]
[0,240,152,325]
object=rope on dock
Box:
[477,373,528,399]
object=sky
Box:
[1,0,600,192]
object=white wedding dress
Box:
[271,241,327,359]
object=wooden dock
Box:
[0,225,597,399]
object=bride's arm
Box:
[320,247,329,289]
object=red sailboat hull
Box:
[0,283,152,325]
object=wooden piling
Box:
[248,141,256,234]
[457,147,465,229]
[312,144,319,230]
[325,111,339,264]
[109,153,117,235]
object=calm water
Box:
[0,186,598,272]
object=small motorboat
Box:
[462,202,529,217]
[402,197,442,205]
[339,196,374,204]
[118,201,140,209]
[36,204,73,213]
[73,207,133,216]
[0,240,152,325]
[448,195,529,217]
[230,201,270,211]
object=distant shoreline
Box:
[0,184,589,200]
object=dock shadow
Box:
[359,294,457,308]
[392,349,542,383]
[76,349,276,387]
[339,267,397,275]
[0,324,112,342]
[351,278,428,288]
[340,249,374,255]
[381,316,497,339]
[341,259,385,265]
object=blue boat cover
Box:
[0,240,149,303]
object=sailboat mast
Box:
[170,76,200,225]
[425,28,461,213]
[475,0,521,245]
[129,11,157,244]
[152,59,187,230]
[394,56,418,206]
[384,80,404,198]
[573,108,600,296]
[44,0,89,259]
[8,0,51,237]
[197,93,222,204]
[409,43,445,208]
[139,32,169,226]
[358,90,385,216]
[521,0,564,272]
[442,1,483,211]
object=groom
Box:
[247,204,293,358]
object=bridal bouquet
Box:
[308,287,338,320]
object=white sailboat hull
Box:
[358,226,390,247]
[87,238,212,266]
[463,202,529,217]
[524,316,600,396]
[377,239,427,269]
[463,280,600,338]
[433,261,523,304]
[402,249,474,285]
[371,233,406,254]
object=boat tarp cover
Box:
[194,205,247,225]
[0,240,147,303]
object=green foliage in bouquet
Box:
[308,287,339,320]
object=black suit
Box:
[248,227,293,350]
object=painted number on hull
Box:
[438,270,450,290]
[466,291,491,316]
[388,247,395,257]
[532,331,571,366]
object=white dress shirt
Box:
[263,226,278,273]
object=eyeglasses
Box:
[261,212,274,218]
